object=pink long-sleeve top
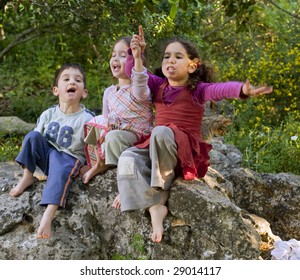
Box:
[125,48,245,106]
[125,49,247,179]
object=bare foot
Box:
[9,168,35,197]
[37,205,58,239]
[112,194,121,209]
[82,164,109,184]
[37,215,52,239]
[149,204,168,243]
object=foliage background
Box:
[0,0,299,174]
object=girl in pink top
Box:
[82,36,153,184]
[115,26,273,243]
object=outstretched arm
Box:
[199,79,273,103]
[241,79,273,98]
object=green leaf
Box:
[170,4,178,18]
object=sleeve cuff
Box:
[132,66,147,75]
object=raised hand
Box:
[131,37,141,60]
[131,25,146,59]
[138,25,146,53]
[242,79,273,97]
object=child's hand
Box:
[131,34,142,58]
[131,25,146,59]
[242,79,273,97]
[138,25,146,53]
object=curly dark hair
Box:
[154,37,215,89]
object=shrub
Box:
[0,133,22,162]
[225,113,300,174]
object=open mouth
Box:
[67,88,76,93]
[112,64,121,71]
[167,66,175,71]
[166,66,176,74]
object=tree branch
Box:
[0,34,41,59]
[0,23,57,60]
[203,15,237,39]
[266,0,300,20]
[0,26,38,59]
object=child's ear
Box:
[188,58,201,74]
[52,86,59,96]
[82,89,88,99]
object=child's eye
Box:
[119,51,127,58]
[163,54,170,59]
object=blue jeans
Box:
[16,131,81,207]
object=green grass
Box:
[0,133,22,162]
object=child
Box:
[115,26,273,243]
[81,35,153,184]
[9,63,95,239]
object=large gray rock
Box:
[0,116,35,135]
[228,169,300,240]
[0,138,298,260]
[0,167,273,259]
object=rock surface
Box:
[0,116,35,135]
[1,138,298,260]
